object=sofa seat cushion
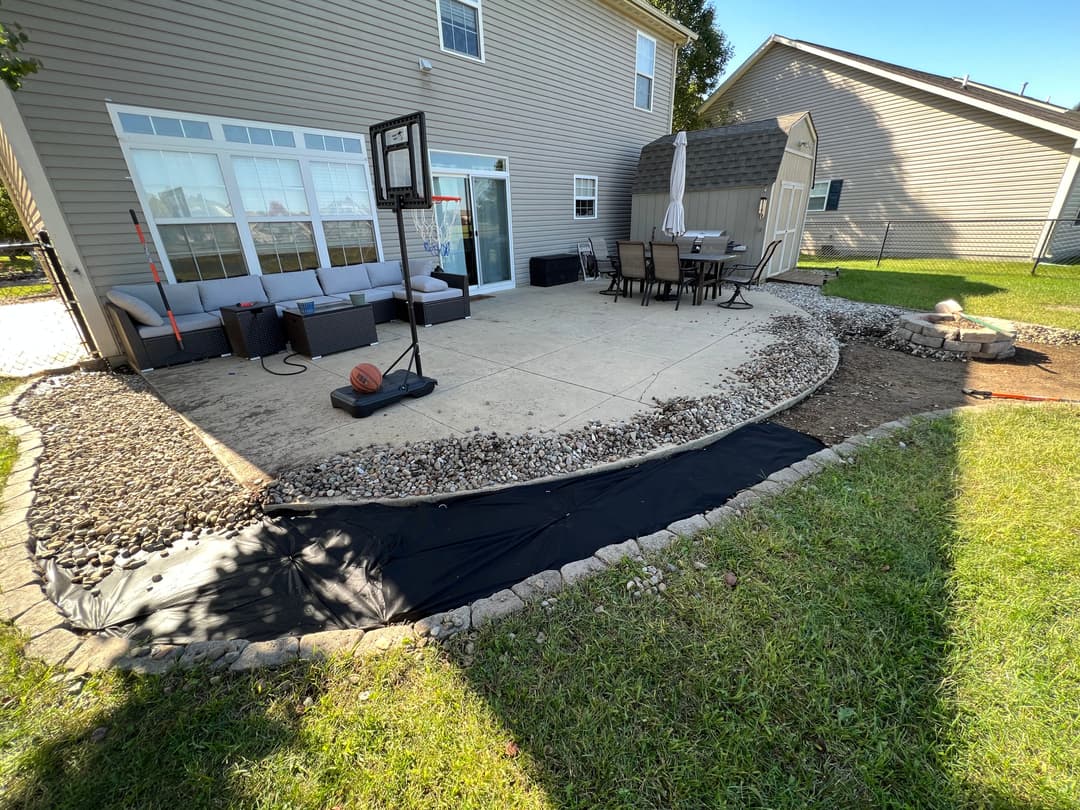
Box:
[365,260,404,288]
[339,287,396,303]
[107,289,164,326]
[317,265,372,294]
[392,287,463,303]
[197,276,269,311]
[272,295,344,316]
[137,312,223,339]
[410,275,449,292]
[261,269,323,303]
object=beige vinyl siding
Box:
[1047,171,1080,261]
[710,44,1074,258]
[4,0,678,356]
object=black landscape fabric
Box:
[49,423,824,643]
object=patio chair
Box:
[590,236,621,294]
[614,241,650,305]
[717,239,782,310]
[649,241,689,310]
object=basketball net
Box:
[410,195,461,261]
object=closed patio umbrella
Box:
[661,130,687,236]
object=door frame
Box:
[429,150,515,293]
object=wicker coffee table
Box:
[282,301,378,358]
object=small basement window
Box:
[574,175,598,219]
[808,179,843,211]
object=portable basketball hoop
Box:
[330,111,440,418]
[411,195,461,260]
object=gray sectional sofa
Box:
[105,260,470,370]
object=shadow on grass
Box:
[450,414,1061,808]
[822,270,1003,312]
[1,637,323,809]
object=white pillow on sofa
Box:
[107,289,164,327]
[410,275,449,292]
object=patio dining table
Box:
[679,252,737,305]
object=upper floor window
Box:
[808,179,844,211]
[635,32,656,111]
[574,175,598,219]
[438,0,484,61]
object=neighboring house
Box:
[699,35,1080,264]
[0,0,693,362]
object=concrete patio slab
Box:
[145,284,810,476]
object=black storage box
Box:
[529,254,580,287]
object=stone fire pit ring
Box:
[894,312,1017,360]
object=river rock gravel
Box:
[14,312,836,587]
[15,372,261,590]
[264,312,837,504]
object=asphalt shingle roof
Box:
[633,112,809,194]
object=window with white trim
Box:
[808,179,843,212]
[574,175,598,219]
[635,32,656,111]
[110,105,381,282]
[437,0,484,61]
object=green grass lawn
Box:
[2,405,1078,808]
[0,283,52,303]
[0,255,39,280]
[798,255,1080,330]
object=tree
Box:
[648,0,733,132]
[0,4,40,91]
[0,185,27,243]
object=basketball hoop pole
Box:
[394,199,424,377]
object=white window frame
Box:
[634,31,656,112]
[573,175,598,220]
[436,0,485,63]
[807,179,833,212]
[107,103,383,282]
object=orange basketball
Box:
[349,363,383,394]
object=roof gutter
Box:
[606,0,697,44]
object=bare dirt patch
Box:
[772,341,1080,445]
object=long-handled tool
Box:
[129,209,184,350]
[963,388,1080,404]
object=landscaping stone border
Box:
[3,367,989,673]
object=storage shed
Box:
[630,112,817,276]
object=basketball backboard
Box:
[369,111,432,210]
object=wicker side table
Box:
[220,303,286,359]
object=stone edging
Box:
[1,372,986,673]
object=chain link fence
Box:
[0,237,95,378]
[797,217,1080,276]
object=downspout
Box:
[669,41,678,133]
[1033,138,1080,268]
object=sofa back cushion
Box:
[260,269,323,303]
[365,261,404,288]
[197,275,269,312]
[165,282,205,315]
[316,264,372,294]
[110,283,168,316]
[107,288,165,326]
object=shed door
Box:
[771,182,806,275]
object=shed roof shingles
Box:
[633,113,807,194]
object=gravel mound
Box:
[264,313,837,503]
[767,282,1080,349]
[16,372,261,590]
